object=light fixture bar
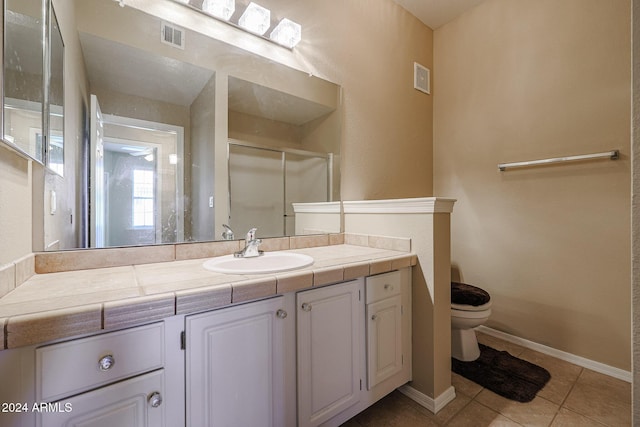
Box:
[171,0,301,49]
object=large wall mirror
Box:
[3,0,44,162]
[2,0,342,250]
[3,0,64,171]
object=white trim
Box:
[342,197,456,214]
[398,384,456,414]
[291,201,341,214]
[477,326,632,383]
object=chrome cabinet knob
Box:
[301,303,312,312]
[384,284,394,291]
[148,392,163,408]
[371,314,378,321]
[276,309,288,319]
[98,354,115,371]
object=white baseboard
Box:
[398,384,456,414]
[477,325,631,383]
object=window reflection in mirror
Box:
[3,0,45,162]
[48,3,64,175]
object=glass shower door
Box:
[284,153,328,235]
[228,142,331,239]
[229,144,285,238]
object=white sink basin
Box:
[203,252,314,274]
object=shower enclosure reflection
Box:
[229,141,331,238]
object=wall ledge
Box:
[343,197,456,214]
[292,201,341,214]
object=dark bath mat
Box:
[452,344,551,403]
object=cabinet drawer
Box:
[36,322,165,402]
[365,270,401,304]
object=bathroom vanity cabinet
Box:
[0,267,411,427]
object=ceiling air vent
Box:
[161,22,185,49]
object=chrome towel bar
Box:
[498,150,619,172]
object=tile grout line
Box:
[546,369,582,427]
[555,368,616,427]
[441,395,478,426]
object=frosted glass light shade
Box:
[202,0,235,21]
[270,18,301,48]
[238,2,271,35]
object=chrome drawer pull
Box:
[301,303,312,312]
[98,354,115,371]
[148,392,163,408]
[384,284,394,291]
[276,309,288,319]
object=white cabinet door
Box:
[366,295,403,389]
[297,279,363,427]
[40,369,165,427]
[185,296,288,427]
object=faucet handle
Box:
[222,224,234,240]
[246,227,257,241]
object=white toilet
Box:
[451,281,492,361]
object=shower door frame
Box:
[227,138,334,236]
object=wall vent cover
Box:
[161,22,185,49]
[414,62,430,95]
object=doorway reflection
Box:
[90,97,185,248]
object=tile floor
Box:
[342,332,631,426]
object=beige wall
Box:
[434,0,631,370]
[0,150,33,265]
[263,0,434,200]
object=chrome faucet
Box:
[222,224,235,240]
[234,227,263,258]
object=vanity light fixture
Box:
[171,0,302,49]
[270,18,301,48]
[238,2,271,36]
[202,0,235,21]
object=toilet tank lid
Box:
[451,281,491,306]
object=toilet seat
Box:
[451,281,491,311]
[451,301,492,312]
[451,306,491,320]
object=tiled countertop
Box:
[0,244,416,350]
